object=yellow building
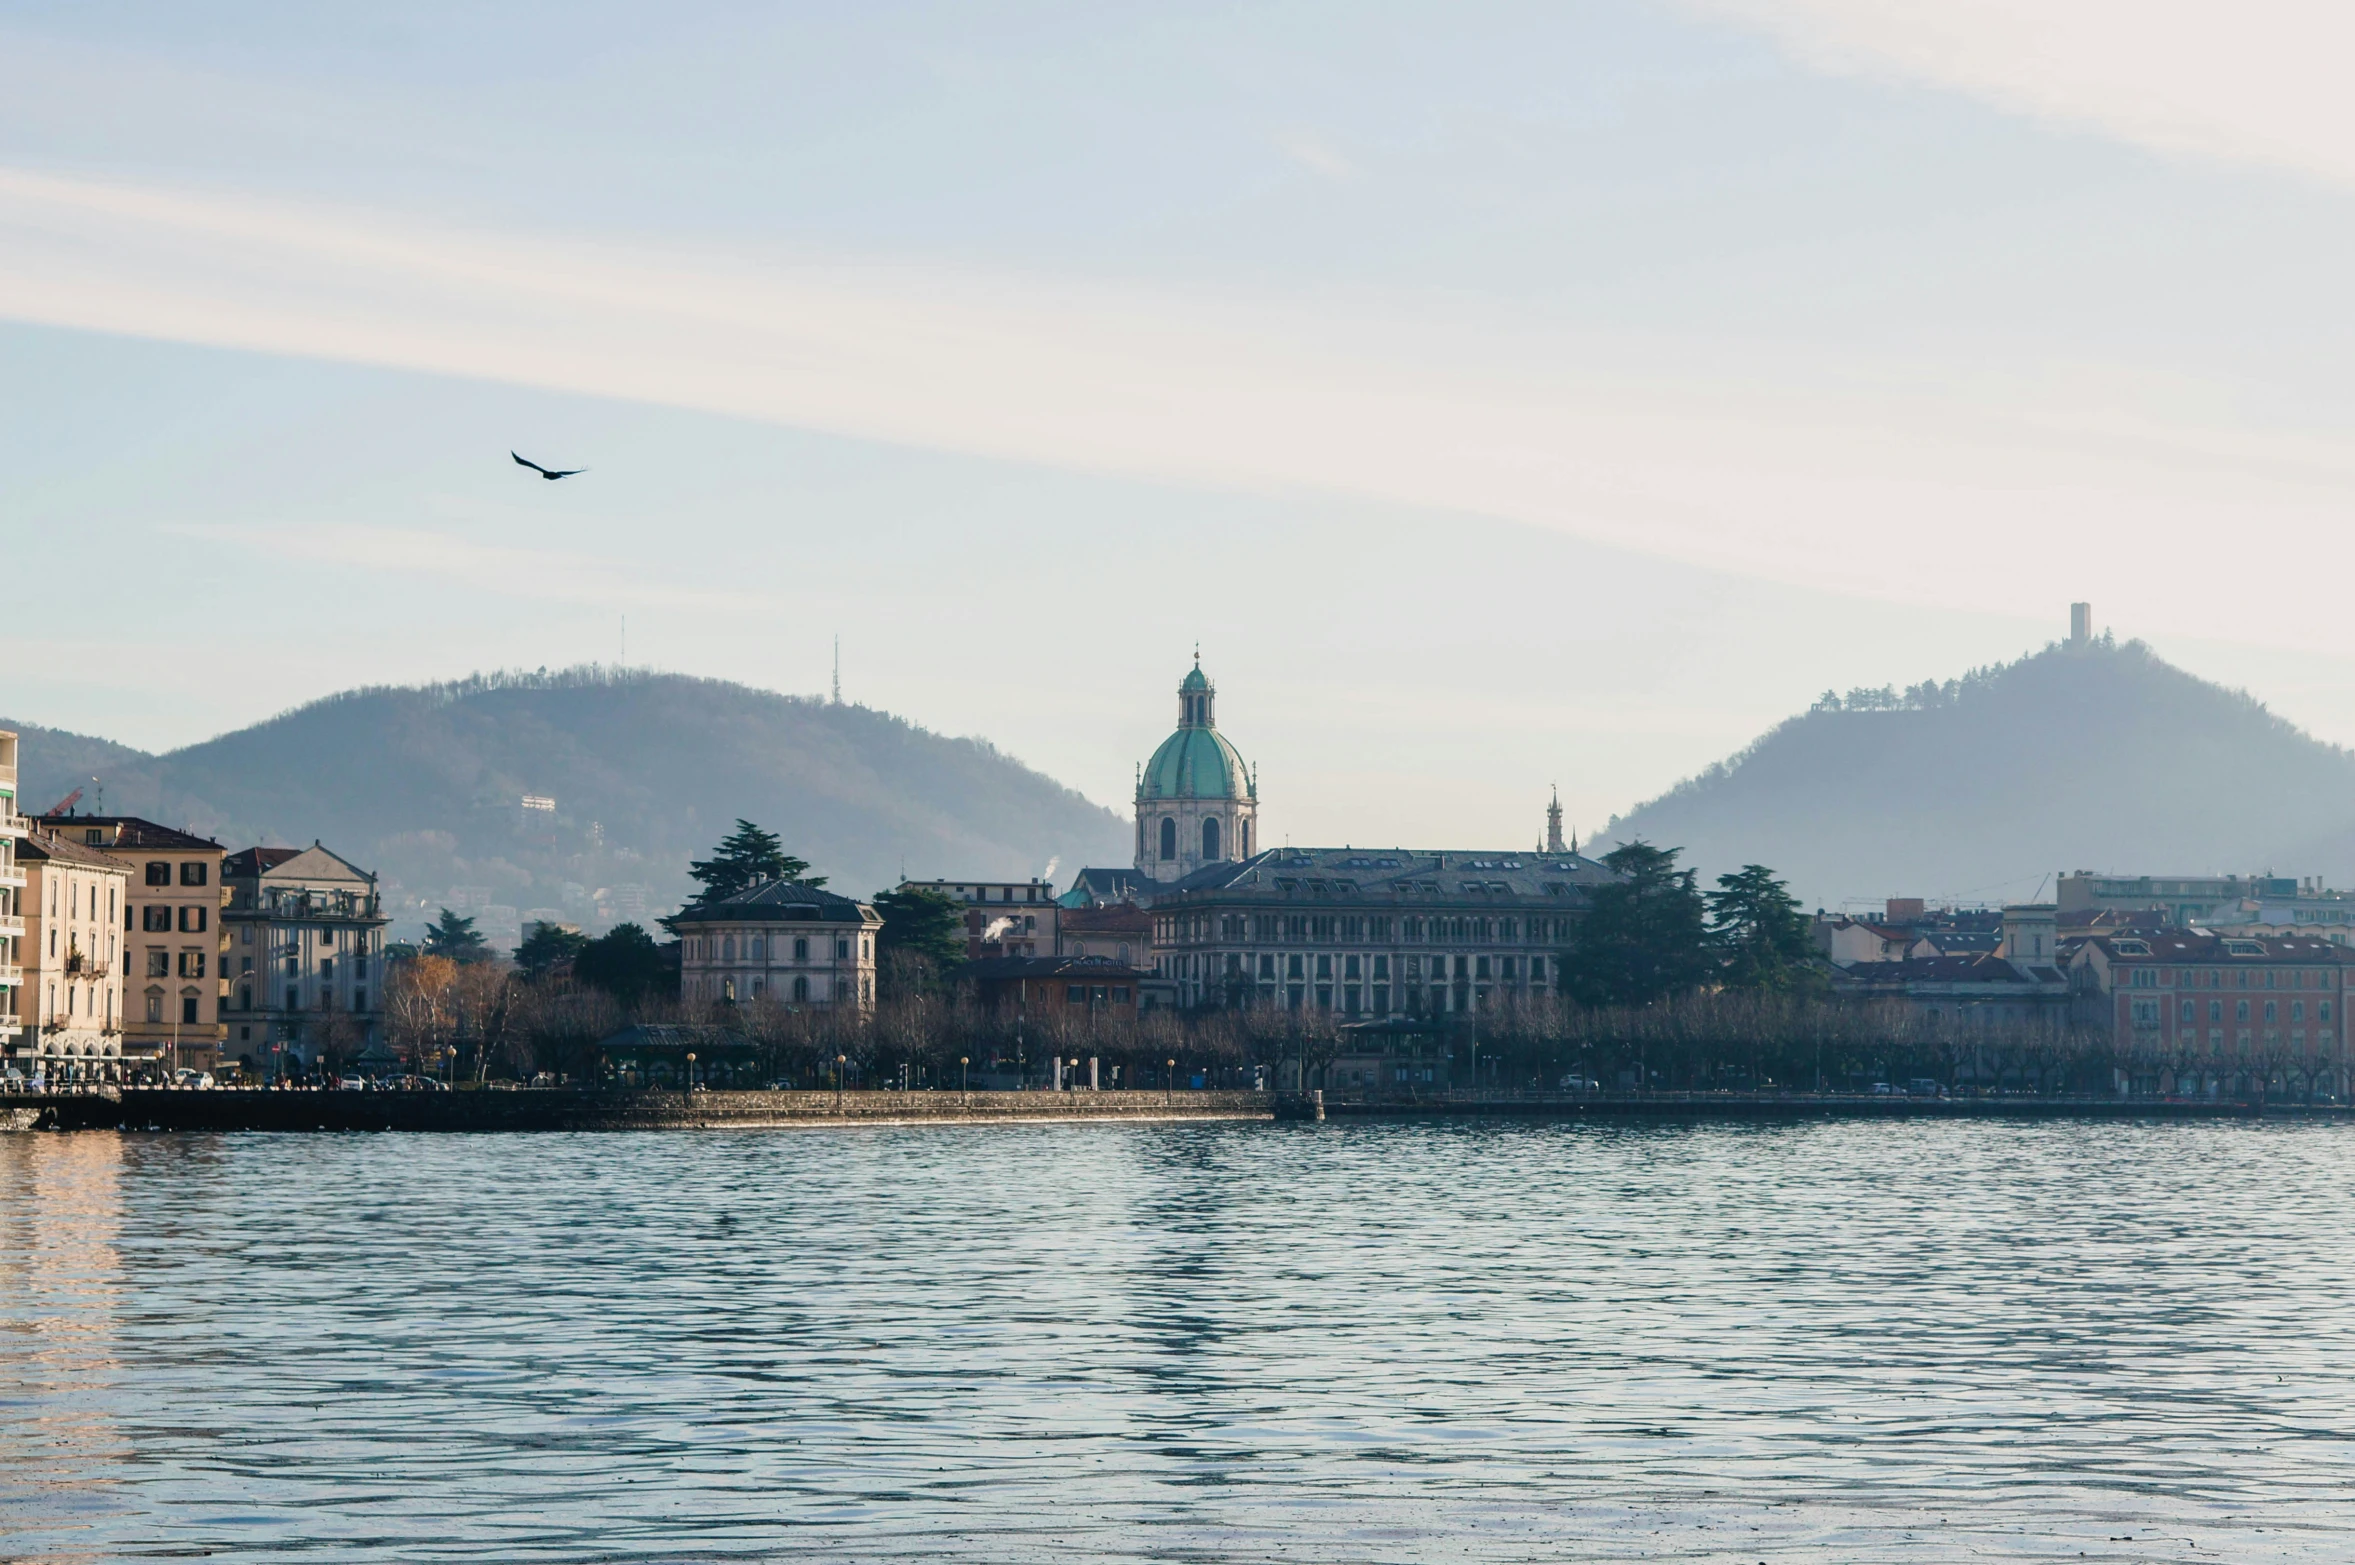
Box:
[39,814,229,1075]
[15,826,131,1082]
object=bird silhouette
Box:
[512,451,585,480]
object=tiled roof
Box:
[670,880,876,925]
[2085,931,2350,961]
[19,828,131,872]
[37,814,222,850]
[224,846,305,877]
[1158,846,1619,903]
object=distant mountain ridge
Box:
[4,667,1128,935]
[1603,638,2355,909]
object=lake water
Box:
[5,1118,2354,1562]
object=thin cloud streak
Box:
[166,521,764,611]
[10,166,2355,648]
[1693,0,2355,187]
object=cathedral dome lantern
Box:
[1135,655,1259,882]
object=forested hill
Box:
[1602,638,2355,909]
[4,668,1129,936]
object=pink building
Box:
[2071,931,2351,1099]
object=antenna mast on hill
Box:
[832,634,842,705]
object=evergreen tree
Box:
[1557,841,1713,1008]
[573,922,670,1006]
[871,886,967,970]
[686,819,819,902]
[423,908,494,964]
[513,923,589,980]
[1706,864,1820,994]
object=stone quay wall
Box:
[22,1087,1275,1134]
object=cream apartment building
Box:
[15,826,130,1081]
[0,732,25,1061]
[41,813,228,1075]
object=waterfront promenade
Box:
[4,1085,2349,1132]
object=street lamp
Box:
[1167,1057,1176,1105]
[960,1055,969,1097]
[836,1052,847,1114]
[685,1051,696,1093]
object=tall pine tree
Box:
[1706,864,1820,994]
[686,819,820,903]
[1557,841,1713,1008]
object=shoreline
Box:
[4,1086,2349,1133]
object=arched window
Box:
[1203,816,1221,861]
[1240,818,1250,857]
[750,936,765,961]
[1160,816,1177,861]
[722,935,736,961]
[792,975,810,1002]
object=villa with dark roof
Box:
[671,879,880,1011]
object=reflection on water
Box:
[4,1119,2355,1561]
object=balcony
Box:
[0,963,19,987]
[0,913,21,939]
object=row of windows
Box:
[690,934,866,963]
[2142,1026,2338,1055]
[140,905,208,932]
[713,973,875,1003]
[1165,912,1572,946]
[48,879,117,922]
[1151,815,1247,862]
[143,950,210,978]
[2147,997,2334,1024]
[142,861,210,887]
[2125,966,2337,989]
[1169,951,1549,985]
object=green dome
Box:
[1141,658,1252,802]
[1142,725,1250,801]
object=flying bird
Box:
[512,451,585,480]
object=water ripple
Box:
[4,1118,2354,1561]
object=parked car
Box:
[336,1075,366,1090]
[171,1069,215,1090]
[1906,1078,1946,1098]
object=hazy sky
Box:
[7,2,2355,853]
